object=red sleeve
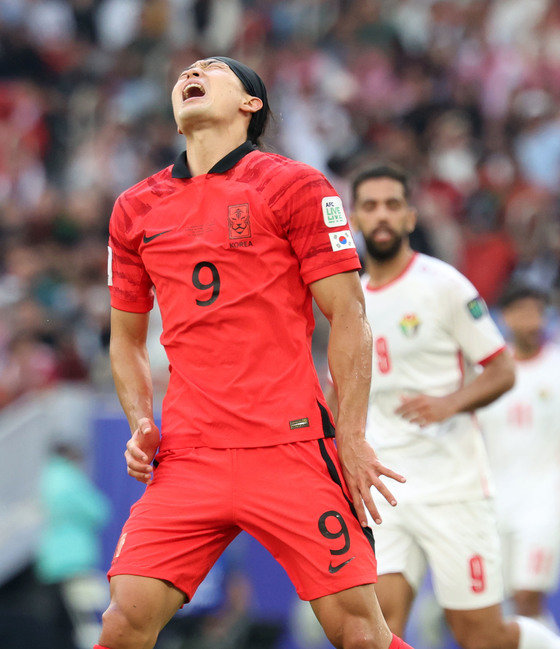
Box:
[108,197,154,313]
[269,163,361,284]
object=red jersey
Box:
[108,141,360,449]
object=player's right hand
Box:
[124,417,161,484]
[337,436,406,527]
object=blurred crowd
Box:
[2,0,560,408]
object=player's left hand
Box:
[337,436,406,527]
[395,394,458,426]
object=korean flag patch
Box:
[329,230,356,251]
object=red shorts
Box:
[108,438,377,601]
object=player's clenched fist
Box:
[124,417,160,484]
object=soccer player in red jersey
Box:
[98,57,414,649]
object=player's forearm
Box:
[324,383,339,422]
[449,351,515,414]
[110,339,154,432]
[328,304,372,441]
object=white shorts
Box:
[499,521,560,594]
[494,476,560,594]
[371,498,504,610]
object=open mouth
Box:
[372,227,395,242]
[182,83,205,101]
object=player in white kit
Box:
[479,284,560,628]
[327,164,560,649]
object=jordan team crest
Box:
[399,313,421,337]
[228,204,251,239]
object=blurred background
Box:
[1,0,559,647]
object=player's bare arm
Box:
[311,271,406,527]
[110,307,160,483]
[396,349,515,427]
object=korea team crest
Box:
[228,204,251,239]
[399,313,421,337]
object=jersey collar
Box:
[172,140,257,179]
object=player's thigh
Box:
[445,604,518,649]
[311,583,392,649]
[100,575,185,649]
[419,499,504,610]
[237,439,377,601]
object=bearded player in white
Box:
[479,284,560,629]
[327,164,560,649]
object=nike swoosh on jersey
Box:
[143,230,172,244]
[328,556,355,574]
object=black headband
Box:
[212,56,269,145]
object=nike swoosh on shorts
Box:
[328,556,355,573]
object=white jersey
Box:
[478,343,560,518]
[363,253,505,503]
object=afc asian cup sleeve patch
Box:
[329,230,356,251]
[467,296,488,319]
[322,196,347,227]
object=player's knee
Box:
[100,602,158,649]
[452,624,505,649]
[452,628,486,649]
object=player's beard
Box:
[364,228,405,261]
